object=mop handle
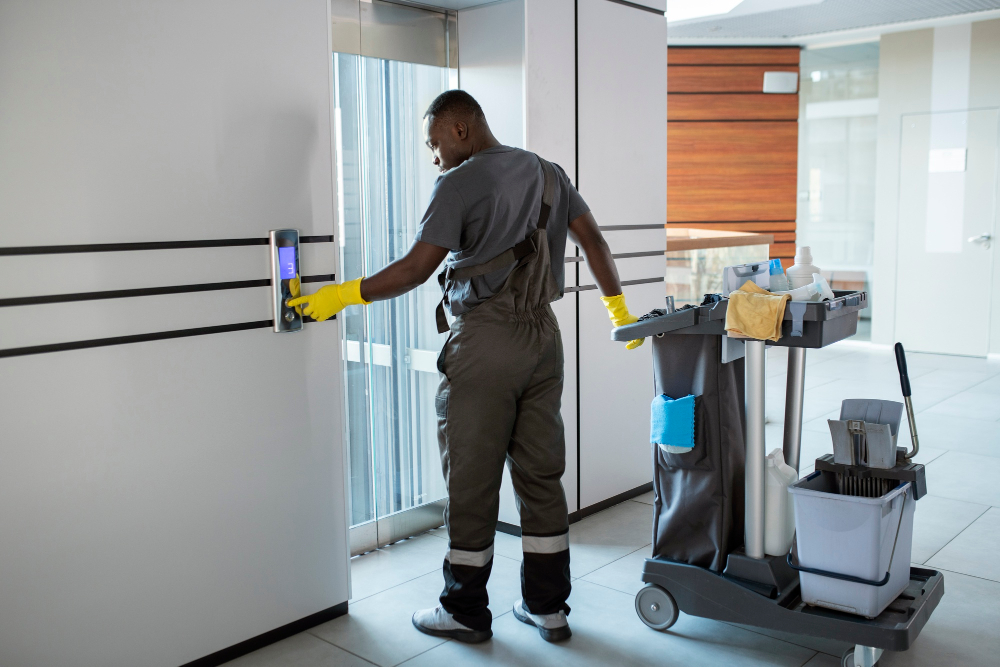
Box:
[895,343,920,461]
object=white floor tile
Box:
[965,373,1000,394]
[804,410,841,433]
[800,653,841,667]
[926,507,1000,582]
[905,352,1000,374]
[909,445,947,466]
[728,623,850,660]
[923,451,1000,507]
[491,530,526,562]
[925,390,1000,422]
[398,580,816,667]
[349,535,446,603]
[911,368,1000,394]
[631,490,655,506]
[568,501,653,578]
[579,545,650,596]
[314,554,521,667]
[908,412,1000,459]
[221,631,375,667]
[310,572,447,667]
[910,494,990,564]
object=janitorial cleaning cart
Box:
[612,283,943,667]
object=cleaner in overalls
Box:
[290,90,645,644]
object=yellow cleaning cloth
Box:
[724,280,791,342]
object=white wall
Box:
[871,18,1000,353]
[525,0,577,181]
[456,0,526,148]
[0,2,349,665]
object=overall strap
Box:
[435,155,556,334]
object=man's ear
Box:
[454,121,469,140]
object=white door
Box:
[0,2,349,666]
[895,109,998,355]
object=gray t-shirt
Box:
[415,146,590,316]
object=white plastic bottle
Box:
[785,246,821,290]
[764,448,798,557]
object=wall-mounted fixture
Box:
[763,71,798,94]
[270,229,303,333]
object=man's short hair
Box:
[424,90,485,125]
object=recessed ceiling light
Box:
[667,0,744,23]
[811,71,822,82]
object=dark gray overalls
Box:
[433,155,571,632]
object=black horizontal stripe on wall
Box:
[565,276,664,293]
[0,235,334,256]
[598,224,664,231]
[0,316,333,359]
[613,251,665,259]
[565,251,664,263]
[0,274,336,308]
[603,0,664,16]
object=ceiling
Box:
[668,0,1000,45]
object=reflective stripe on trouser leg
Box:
[521,531,571,616]
[440,543,495,632]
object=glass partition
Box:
[334,52,451,532]
[797,43,879,339]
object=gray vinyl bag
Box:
[650,334,746,572]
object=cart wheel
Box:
[635,584,678,631]
[841,647,880,667]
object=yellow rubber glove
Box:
[287,277,370,322]
[600,293,645,350]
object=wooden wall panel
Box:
[668,121,798,222]
[667,47,800,261]
[668,47,800,66]
[668,93,798,121]
[668,65,798,93]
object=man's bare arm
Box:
[360,241,450,302]
[567,211,622,297]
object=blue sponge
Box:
[650,393,696,449]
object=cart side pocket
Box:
[656,395,711,470]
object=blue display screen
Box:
[278,246,296,280]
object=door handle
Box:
[968,233,992,249]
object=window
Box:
[334,52,453,533]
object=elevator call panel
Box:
[269,229,303,333]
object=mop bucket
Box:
[787,471,914,619]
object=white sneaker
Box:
[412,605,493,644]
[512,600,572,642]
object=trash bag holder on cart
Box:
[613,291,944,667]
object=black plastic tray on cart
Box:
[612,290,867,349]
[641,557,944,652]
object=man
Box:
[290,90,644,643]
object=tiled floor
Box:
[227,343,1000,666]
